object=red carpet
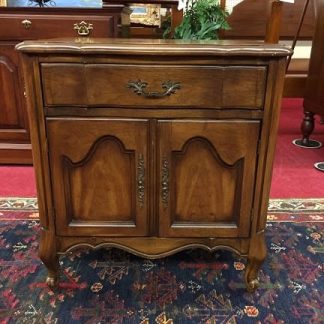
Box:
[0,98,323,198]
[0,166,36,197]
[270,98,324,198]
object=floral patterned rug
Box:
[0,198,323,323]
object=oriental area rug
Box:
[0,198,323,323]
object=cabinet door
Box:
[158,120,260,238]
[47,118,149,237]
[0,43,31,163]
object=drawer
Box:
[41,63,267,109]
[0,15,114,40]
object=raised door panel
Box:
[158,120,260,238]
[0,44,29,142]
[47,118,149,237]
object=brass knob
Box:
[73,21,93,36]
[21,19,32,30]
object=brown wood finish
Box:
[0,15,115,39]
[0,5,123,164]
[265,0,283,44]
[47,118,149,237]
[0,42,30,162]
[17,38,291,292]
[225,0,315,40]
[41,63,266,109]
[301,0,324,144]
[158,120,260,238]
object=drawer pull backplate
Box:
[21,19,32,29]
[128,80,181,99]
[74,21,93,36]
[137,154,145,208]
[161,158,169,208]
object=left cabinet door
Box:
[0,43,31,163]
[47,118,149,237]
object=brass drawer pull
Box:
[21,19,32,29]
[137,154,145,208]
[128,80,181,98]
[161,158,169,208]
[74,21,93,36]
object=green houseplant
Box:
[172,0,230,40]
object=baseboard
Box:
[0,143,33,164]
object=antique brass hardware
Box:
[21,19,32,29]
[161,158,169,208]
[127,80,181,99]
[137,154,145,208]
[73,21,93,36]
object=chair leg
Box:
[292,111,322,148]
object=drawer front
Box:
[0,15,114,40]
[41,63,267,109]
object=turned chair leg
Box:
[301,111,315,146]
[293,111,322,148]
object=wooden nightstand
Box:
[17,38,291,292]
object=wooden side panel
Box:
[47,118,150,237]
[0,55,20,127]
[158,120,260,238]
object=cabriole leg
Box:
[245,232,267,293]
[39,229,59,289]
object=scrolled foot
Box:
[39,229,59,290]
[245,232,266,293]
[246,278,260,293]
[46,271,58,289]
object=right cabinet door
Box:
[158,120,260,238]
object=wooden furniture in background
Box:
[265,0,283,44]
[107,0,314,97]
[299,0,324,146]
[225,0,315,98]
[0,4,123,164]
[225,0,315,40]
[103,0,182,38]
[18,38,291,292]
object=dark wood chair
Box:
[293,0,324,150]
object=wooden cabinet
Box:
[0,6,123,163]
[17,38,291,292]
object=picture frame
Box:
[130,4,161,26]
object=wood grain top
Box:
[16,38,293,57]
